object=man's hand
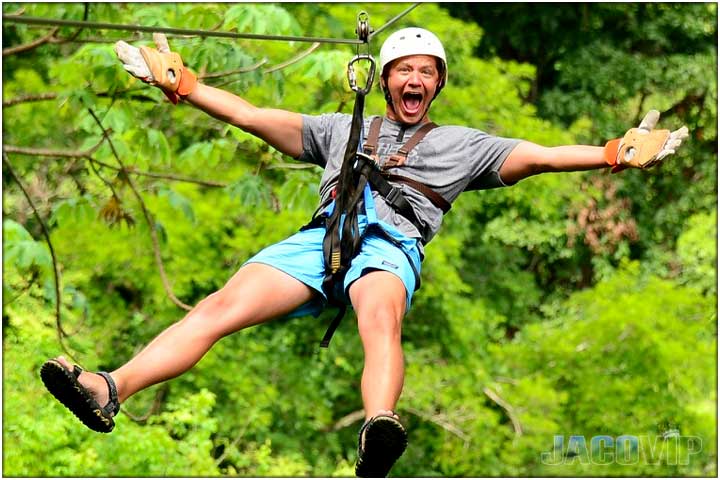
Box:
[114,33,197,104]
[605,110,689,173]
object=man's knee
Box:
[351,271,406,342]
[356,302,404,342]
[179,288,250,338]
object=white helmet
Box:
[379,27,448,91]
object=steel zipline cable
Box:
[367,4,420,40]
[2,4,420,45]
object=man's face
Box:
[383,54,441,125]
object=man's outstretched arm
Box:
[499,111,689,184]
[115,34,304,159]
[499,143,606,184]
[185,84,303,159]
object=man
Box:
[40,27,688,477]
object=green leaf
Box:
[225,175,272,208]
[2,219,52,272]
[157,187,196,223]
[146,128,171,165]
[49,196,96,227]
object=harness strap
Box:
[363,116,383,157]
[361,116,452,227]
[322,89,366,275]
[319,78,371,347]
[387,121,438,167]
[320,304,346,348]
[382,173,451,213]
[354,156,424,235]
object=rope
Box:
[2,5,421,46]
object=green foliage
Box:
[675,209,717,296]
[450,3,718,276]
[2,3,715,477]
[489,263,716,476]
[3,219,52,276]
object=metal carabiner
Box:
[347,54,376,95]
[352,151,379,173]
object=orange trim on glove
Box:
[603,138,627,174]
[604,138,621,166]
[157,67,197,105]
[177,67,197,97]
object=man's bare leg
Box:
[349,270,408,477]
[348,270,407,421]
[53,263,316,407]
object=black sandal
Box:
[355,414,408,478]
[40,359,120,433]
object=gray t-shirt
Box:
[298,113,521,245]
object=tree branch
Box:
[93,159,228,187]
[87,108,193,311]
[53,34,143,44]
[215,416,253,466]
[2,92,58,107]
[127,168,227,187]
[483,386,522,437]
[123,384,168,423]
[335,98,349,113]
[4,7,25,16]
[3,87,161,109]
[3,4,87,55]
[265,162,318,170]
[3,139,104,158]
[213,43,322,89]
[5,42,320,107]
[199,58,269,80]
[2,271,39,308]
[2,26,59,56]
[87,158,121,200]
[2,152,78,363]
[262,42,320,74]
[327,409,365,431]
[3,143,229,188]
[404,406,471,446]
[62,2,89,43]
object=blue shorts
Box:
[244,215,422,318]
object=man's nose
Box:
[407,70,422,86]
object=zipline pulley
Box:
[355,11,372,43]
[347,11,376,95]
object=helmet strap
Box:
[381,75,397,116]
[383,87,394,107]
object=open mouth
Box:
[401,92,423,114]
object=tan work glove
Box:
[114,33,198,105]
[604,110,689,173]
